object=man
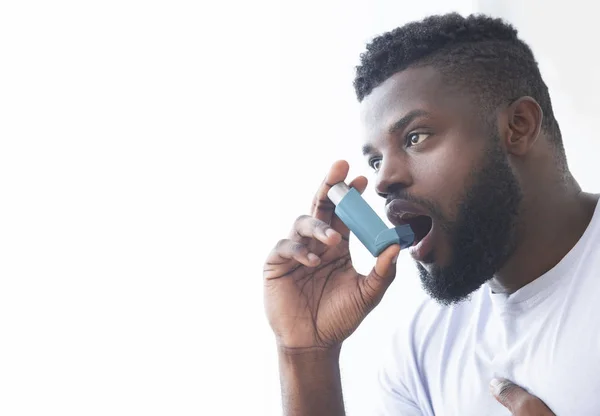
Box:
[263,13,600,415]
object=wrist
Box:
[278,344,341,385]
[277,344,341,362]
[276,344,345,415]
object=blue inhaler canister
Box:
[327,182,414,257]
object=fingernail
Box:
[489,378,503,393]
[307,253,320,264]
[325,229,337,238]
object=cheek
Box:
[411,135,484,221]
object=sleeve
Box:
[375,360,423,416]
[374,318,425,416]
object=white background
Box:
[1,1,598,415]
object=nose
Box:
[374,155,413,199]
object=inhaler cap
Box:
[327,182,351,205]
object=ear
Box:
[504,96,543,156]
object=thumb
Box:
[362,244,401,304]
[490,378,554,414]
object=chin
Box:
[416,258,494,306]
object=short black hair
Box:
[353,13,563,149]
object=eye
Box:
[369,157,382,171]
[407,132,431,146]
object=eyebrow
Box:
[362,109,430,156]
[388,109,430,135]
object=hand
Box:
[263,160,400,351]
[490,378,555,415]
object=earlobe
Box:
[505,97,543,156]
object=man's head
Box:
[355,13,567,305]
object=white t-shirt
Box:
[377,200,600,416]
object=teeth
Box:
[399,213,420,220]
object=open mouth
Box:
[402,215,433,246]
[385,199,434,247]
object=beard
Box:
[417,135,523,306]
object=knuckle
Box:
[294,215,314,232]
[295,214,324,231]
[294,214,311,226]
[314,220,328,233]
[290,241,308,254]
[314,196,335,210]
[497,382,516,400]
[497,386,521,408]
[496,384,543,415]
[275,238,290,251]
[273,239,307,256]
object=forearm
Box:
[278,346,345,416]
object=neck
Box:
[489,173,598,295]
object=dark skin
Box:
[263,65,597,415]
[361,65,492,272]
[361,66,597,293]
[483,92,596,294]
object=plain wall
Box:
[1,1,598,415]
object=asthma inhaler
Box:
[327,182,414,257]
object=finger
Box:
[311,160,350,223]
[490,378,555,415]
[265,239,320,274]
[360,244,401,306]
[290,215,342,246]
[349,175,368,194]
[330,175,368,239]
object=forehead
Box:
[359,66,472,138]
